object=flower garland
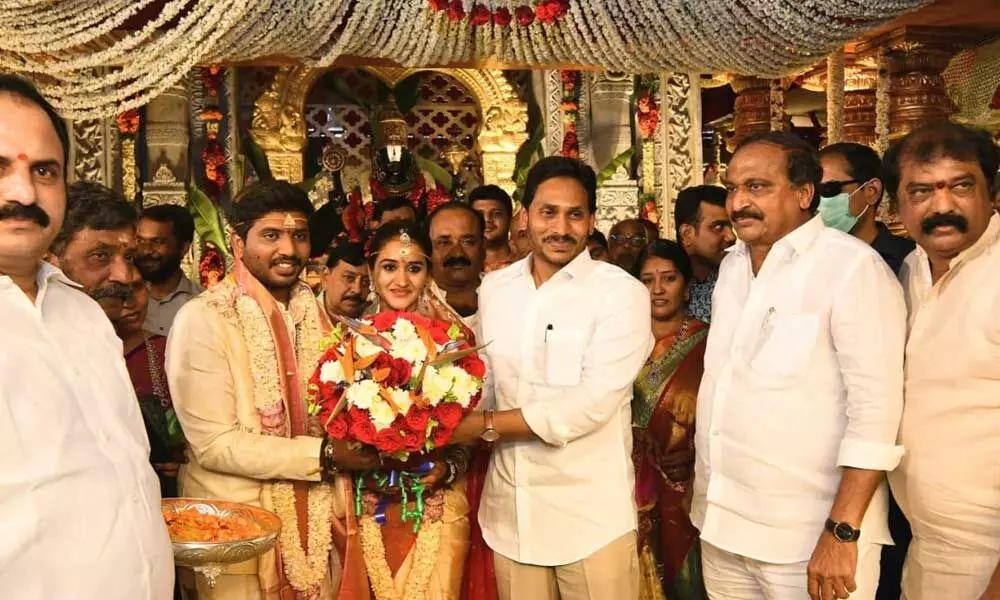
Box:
[200,65,227,200]
[115,109,140,202]
[560,70,581,159]
[875,46,891,157]
[233,281,335,594]
[358,490,446,600]
[427,0,569,26]
[826,49,846,146]
[636,74,660,195]
[3,0,931,119]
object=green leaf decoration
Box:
[240,135,273,181]
[512,122,545,204]
[393,75,423,113]
[597,148,635,187]
[447,322,462,341]
[415,156,453,189]
[187,183,233,258]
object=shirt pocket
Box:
[750,313,819,380]
[543,328,588,387]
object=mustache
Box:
[730,208,763,221]
[0,202,50,227]
[89,282,133,302]
[921,213,968,235]
[542,234,577,245]
[444,256,473,268]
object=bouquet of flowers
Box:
[308,311,486,461]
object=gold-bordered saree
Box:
[632,320,709,600]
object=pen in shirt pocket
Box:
[544,323,553,342]
[753,307,777,357]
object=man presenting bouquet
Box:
[450,157,654,600]
[166,180,378,600]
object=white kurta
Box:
[0,262,174,600]
[890,213,1000,600]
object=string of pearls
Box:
[0,0,930,119]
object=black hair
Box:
[522,156,597,214]
[373,196,419,224]
[366,219,433,267]
[882,122,999,199]
[674,185,728,240]
[225,180,315,240]
[52,181,137,255]
[325,241,366,269]
[140,203,195,245]
[819,142,885,206]
[0,75,69,176]
[468,184,513,216]
[736,132,822,212]
[589,229,608,248]
[634,239,694,284]
[308,201,346,258]
[426,200,486,238]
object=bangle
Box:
[443,460,458,486]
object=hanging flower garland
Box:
[635,74,659,196]
[199,65,227,200]
[427,0,569,26]
[115,108,140,202]
[560,70,581,159]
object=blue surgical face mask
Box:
[819,183,870,233]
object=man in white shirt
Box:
[0,75,173,600]
[884,122,1000,600]
[694,132,906,600]
[450,156,653,600]
[426,201,486,330]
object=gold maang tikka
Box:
[399,230,412,256]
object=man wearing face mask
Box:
[884,123,1000,600]
[819,143,914,274]
[166,180,379,600]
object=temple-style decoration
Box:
[69,117,116,186]
[656,72,703,240]
[826,49,846,145]
[143,82,191,207]
[251,65,527,192]
[590,71,639,233]
[728,76,771,150]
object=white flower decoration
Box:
[345,379,380,410]
[389,387,414,414]
[368,397,397,431]
[392,318,417,341]
[390,337,428,364]
[319,360,345,385]
[421,365,451,406]
[354,336,383,359]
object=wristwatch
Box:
[825,518,861,543]
[481,410,500,443]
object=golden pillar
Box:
[728,76,771,150]
[843,61,879,147]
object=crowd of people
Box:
[2,72,1000,600]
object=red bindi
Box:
[16,153,27,161]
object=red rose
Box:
[375,428,406,454]
[434,402,464,429]
[492,7,512,26]
[429,322,453,345]
[428,0,448,9]
[404,407,432,433]
[348,411,377,445]
[447,0,465,21]
[326,413,349,439]
[457,354,486,379]
[514,5,535,26]
[385,358,413,389]
[469,4,490,26]
[371,311,398,331]
[432,425,454,447]
[400,426,426,452]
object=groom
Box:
[166,180,378,599]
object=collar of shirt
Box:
[156,273,200,304]
[909,212,1000,291]
[518,248,596,287]
[1,261,80,307]
[729,214,825,266]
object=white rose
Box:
[369,397,397,431]
[319,361,345,385]
[345,379,380,410]
[389,387,414,414]
[391,337,428,364]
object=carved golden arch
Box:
[250,65,528,194]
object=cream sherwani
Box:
[166,277,336,600]
[890,213,1000,600]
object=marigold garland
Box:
[560,70,581,159]
[427,0,569,27]
[115,108,140,201]
[199,65,227,199]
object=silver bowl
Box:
[162,498,281,587]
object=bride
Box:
[333,219,480,600]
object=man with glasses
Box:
[819,143,914,274]
[607,218,648,272]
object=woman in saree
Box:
[632,240,709,600]
[335,220,481,600]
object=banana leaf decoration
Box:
[512,121,545,204]
[187,184,232,258]
[240,135,273,181]
[414,156,454,190]
[596,147,635,187]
